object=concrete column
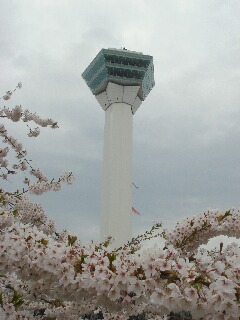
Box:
[100,102,133,247]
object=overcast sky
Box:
[1,0,240,247]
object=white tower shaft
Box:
[101,102,133,247]
[82,49,155,248]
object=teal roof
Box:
[82,48,154,101]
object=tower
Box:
[82,48,154,247]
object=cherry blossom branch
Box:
[0,82,22,101]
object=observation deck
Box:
[82,48,155,101]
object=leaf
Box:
[12,290,24,309]
[68,235,77,246]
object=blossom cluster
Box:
[0,85,73,193]
[1,83,57,129]
[163,208,240,254]
[28,172,75,195]
[0,82,22,101]
[0,105,58,129]
[1,85,240,319]
[1,195,240,319]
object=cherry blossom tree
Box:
[1,85,240,320]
